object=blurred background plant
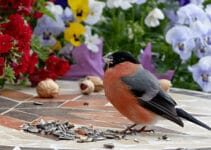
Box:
[1,0,211,92]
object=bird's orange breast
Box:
[103,62,157,124]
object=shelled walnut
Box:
[36,78,59,98]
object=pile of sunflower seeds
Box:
[21,119,122,142]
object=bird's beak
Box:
[103,53,113,69]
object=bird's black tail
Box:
[176,108,211,130]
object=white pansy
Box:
[46,2,63,16]
[106,0,135,10]
[84,26,101,53]
[144,8,165,27]
[85,0,105,25]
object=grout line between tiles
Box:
[57,95,83,108]
[1,102,22,115]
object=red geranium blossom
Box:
[1,14,32,53]
[28,52,38,74]
[29,68,58,87]
[28,55,71,86]
[0,34,13,54]
[45,55,71,76]
[0,0,35,15]
[0,57,4,76]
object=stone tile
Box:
[61,99,108,108]
[31,94,80,102]
[0,109,8,114]
[16,101,64,109]
[0,115,26,130]
[4,110,40,122]
[170,88,211,99]
[69,111,128,123]
[0,97,18,109]
[0,146,72,150]
[79,94,107,101]
[17,108,87,120]
[0,89,33,101]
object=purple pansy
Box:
[190,21,211,58]
[166,25,195,60]
[205,5,211,21]
[54,0,68,8]
[135,0,146,5]
[189,56,211,92]
[34,15,65,46]
[61,39,104,80]
[61,7,74,27]
[177,4,209,25]
[179,0,190,6]
[139,43,175,80]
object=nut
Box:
[79,79,95,95]
[159,79,172,92]
[36,78,59,98]
[86,76,104,92]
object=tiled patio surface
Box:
[0,80,211,150]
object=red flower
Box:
[0,34,13,54]
[0,0,34,15]
[28,55,70,86]
[1,14,32,43]
[45,55,71,76]
[29,68,57,87]
[28,52,38,74]
[12,51,30,75]
[33,11,44,19]
[1,14,32,53]
[0,57,4,76]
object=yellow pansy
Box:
[64,22,85,47]
[68,0,90,22]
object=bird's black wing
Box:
[121,66,184,127]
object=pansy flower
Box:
[189,56,211,92]
[85,0,105,25]
[64,22,85,46]
[61,7,74,27]
[46,2,63,16]
[190,21,211,58]
[68,0,90,22]
[55,0,68,8]
[177,4,209,25]
[166,25,195,60]
[34,15,65,46]
[144,8,165,28]
[205,4,211,21]
[106,0,135,10]
[135,0,146,5]
[84,26,101,53]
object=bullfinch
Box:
[103,51,211,132]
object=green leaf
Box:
[31,36,50,61]
[39,7,56,20]
[2,66,15,84]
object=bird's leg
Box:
[135,126,155,133]
[120,123,137,134]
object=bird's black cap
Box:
[104,51,139,68]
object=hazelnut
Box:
[36,78,59,98]
[79,79,95,95]
[159,79,172,92]
[86,76,104,92]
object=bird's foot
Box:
[120,123,137,135]
[134,126,155,133]
[113,124,155,138]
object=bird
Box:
[103,51,211,133]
